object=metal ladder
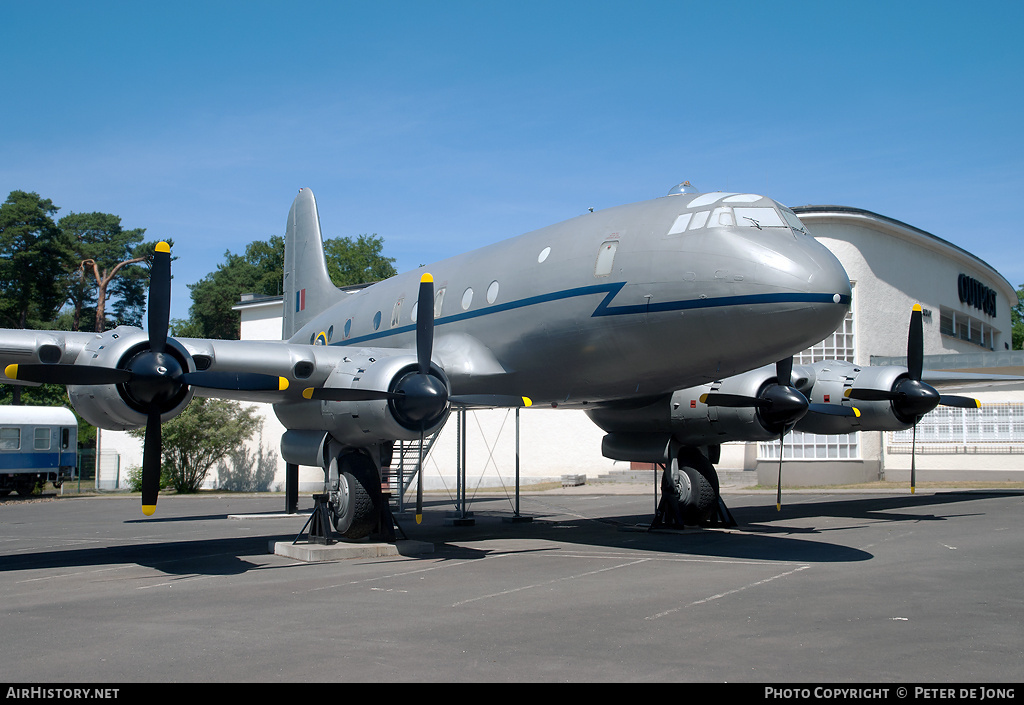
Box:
[388,432,439,513]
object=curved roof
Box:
[793,205,1015,298]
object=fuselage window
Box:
[373,311,382,330]
[344,319,352,338]
[461,288,474,311]
[595,240,619,277]
[487,280,499,304]
[538,247,551,263]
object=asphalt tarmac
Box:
[1,486,1022,684]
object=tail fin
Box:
[283,188,344,340]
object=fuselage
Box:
[291,191,852,405]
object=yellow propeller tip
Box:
[420,273,433,284]
[912,304,922,312]
[278,377,289,391]
[142,505,156,516]
[415,514,423,524]
[302,388,314,399]
[853,407,861,418]
[699,393,708,403]
[522,396,532,407]
[156,241,171,253]
[776,504,781,511]
[4,364,18,379]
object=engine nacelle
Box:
[66,327,195,430]
[795,361,914,433]
[586,364,785,449]
[274,352,451,447]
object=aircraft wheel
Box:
[331,452,381,539]
[661,449,716,525]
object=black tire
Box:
[15,478,37,497]
[661,449,717,525]
[331,452,382,539]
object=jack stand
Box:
[649,492,737,530]
[711,494,738,528]
[370,494,406,542]
[294,493,336,545]
[650,491,685,530]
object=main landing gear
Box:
[294,450,396,543]
[652,447,736,530]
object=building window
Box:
[888,402,1024,452]
[939,306,997,350]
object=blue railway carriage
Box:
[0,406,78,496]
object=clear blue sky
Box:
[2,0,1021,323]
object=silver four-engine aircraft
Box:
[1,181,977,538]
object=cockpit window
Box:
[733,207,786,230]
[779,206,809,234]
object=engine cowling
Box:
[794,360,925,434]
[66,327,196,430]
[274,352,451,446]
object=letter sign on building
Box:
[957,273,996,317]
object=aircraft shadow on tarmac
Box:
[0,535,296,577]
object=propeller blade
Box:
[416,432,424,524]
[908,304,923,381]
[450,394,533,408]
[700,392,768,409]
[910,420,918,494]
[141,411,162,516]
[939,395,980,409]
[302,387,398,401]
[776,433,785,511]
[5,363,132,386]
[148,242,172,354]
[808,402,860,417]
[182,371,289,392]
[776,357,794,387]
[845,388,897,402]
[416,274,434,376]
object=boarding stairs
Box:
[387,432,440,513]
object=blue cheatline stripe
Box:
[334,282,851,347]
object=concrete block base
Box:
[270,539,434,562]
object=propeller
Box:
[702,357,859,510]
[844,305,978,493]
[4,242,288,515]
[300,273,532,523]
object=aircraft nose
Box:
[751,230,851,341]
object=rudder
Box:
[283,188,344,340]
